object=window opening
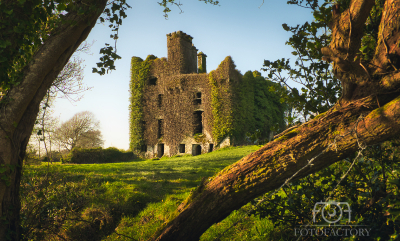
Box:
[179,144,185,153]
[149,77,157,85]
[142,121,146,132]
[193,111,203,134]
[157,94,163,108]
[141,145,147,152]
[209,144,214,152]
[158,119,164,138]
[194,92,202,105]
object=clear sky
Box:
[52,0,314,150]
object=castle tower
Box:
[197,52,207,73]
[167,31,198,74]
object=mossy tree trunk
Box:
[0,1,107,239]
[153,1,400,240]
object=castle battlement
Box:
[166,31,194,42]
[167,31,198,74]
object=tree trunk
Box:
[0,1,107,239]
[153,95,400,240]
[153,0,400,240]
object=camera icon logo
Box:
[312,201,351,224]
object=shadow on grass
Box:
[21,146,259,240]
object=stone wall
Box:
[131,31,246,158]
[166,31,198,74]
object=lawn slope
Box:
[21,145,289,241]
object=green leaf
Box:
[57,3,67,11]
[389,179,400,189]
[0,40,11,48]
[388,208,400,216]
[282,23,289,31]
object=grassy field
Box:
[21,145,291,241]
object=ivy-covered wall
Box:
[208,58,285,145]
[129,31,285,156]
[141,67,213,154]
[235,70,286,143]
[129,55,156,153]
[208,57,236,144]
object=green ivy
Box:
[235,71,286,143]
[209,71,233,144]
[0,164,16,186]
[209,69,285,145]
[131,55,285,149]
[129,55,156,152]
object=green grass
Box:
[21,145,291,241]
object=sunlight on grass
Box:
[20,145,288,240]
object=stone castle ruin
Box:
[130,31,285,158]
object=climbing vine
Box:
[129,55,156,152]
[209,60,286,145]
[130,41,285,155]
[209,70,233,144]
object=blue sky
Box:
[52,0,315,150]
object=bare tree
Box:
[54,111,104,151]
[28,41,93,159]
[75,130,104,149]
[30,108,59,158]
[49,42,93,102]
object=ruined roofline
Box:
[166,30,193,42]
[166,30,198,74]
[197,52,207,57]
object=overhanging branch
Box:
[153,93,400,240]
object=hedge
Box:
[62,147,136,164]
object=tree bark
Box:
[0,1,107,239]
[152,95,400,240]
[153,0,400,240]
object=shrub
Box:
[62,206,114,240]
[23,154,41,165]
[39,151,63,162]
[61,147,136,164]
[251,139,400,240]
[20,171,93,240]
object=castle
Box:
[129,31,285,158]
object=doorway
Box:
[157,144,164,157]
[192,144,201,156]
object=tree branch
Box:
[153,93,400,240]
[0,0,107,133]
[372,0,400,73]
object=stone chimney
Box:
[197,52,207,73]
